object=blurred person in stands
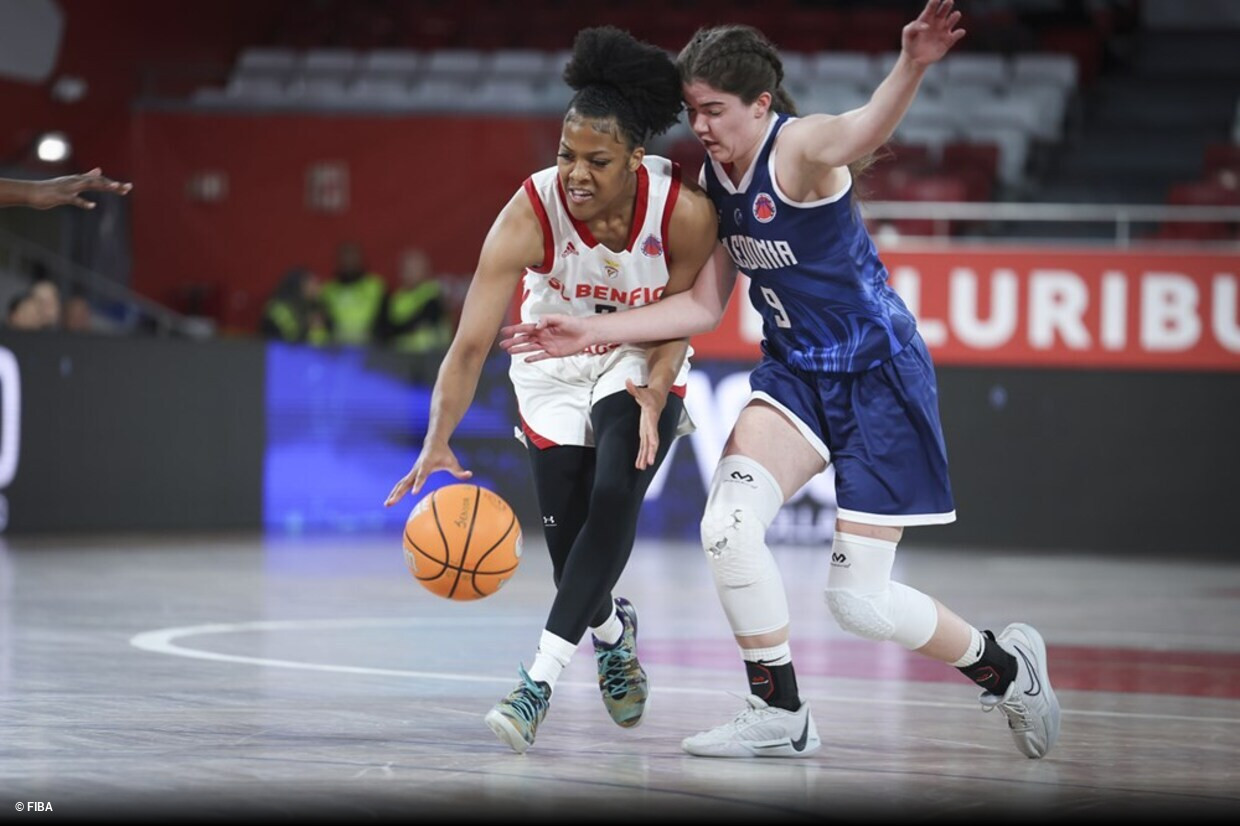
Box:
[30,275,62,330]
[384,26,718,755]
[376,247,453,354]
[5,291,45,330]
[0,168,131,210]
[320,240,387,346]
[260,267,332,346]
[63,288,100,334]
[503,0,1059,762]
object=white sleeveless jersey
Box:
[509,155,695,449]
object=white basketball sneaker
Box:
[979,622,1061,759]
[682,694,820,758]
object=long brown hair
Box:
[677,25,878,194]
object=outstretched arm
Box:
[781,0,965,170]
[385,189,544,504]
[0,168,132,210]
[502,242,737,360]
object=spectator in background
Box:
[376,248,453,354]
[63,288,97,333]
[5,291,45,330]
[320,241,387,346]
[0,168,131,210]
[30,277,62,330]
[260,267,332,346]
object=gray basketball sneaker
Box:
[593,597,649,728]
[484,665,551,754]
[979,622,1061,758]
[682,694,820,758]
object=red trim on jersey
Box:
[670,383,686,398]
[554,164,650,252]
[520,415,559,450]
[659,161,682,266]
[624,164,650,252]
[523,177,555,274]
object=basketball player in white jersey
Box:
[384,26,718,753]
[502,0,1060,762]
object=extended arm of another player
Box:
[501,244,737,359]
[787,0,965,168]
[0,168,132,209]
[385,191,542,504]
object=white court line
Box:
[129,617,1240,726]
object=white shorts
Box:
[510,344,695,449]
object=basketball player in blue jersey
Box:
[385,27,719,753]
[501,0,1060,761]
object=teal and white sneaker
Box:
[593,597,649,728]
[484,665,552,754]
[682,694,820,758]
[979,622,1061,759]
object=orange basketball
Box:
[402,483,523,600]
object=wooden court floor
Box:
[1,532,1237,823]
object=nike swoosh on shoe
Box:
[1016,647,1042,697]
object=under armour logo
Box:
[729,471,754,482]
[543,515,557,527]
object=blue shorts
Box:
[749,332,956,526]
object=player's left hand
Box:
[626,378,665,470]
[902,0,966,67]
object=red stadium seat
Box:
[1159,180,1240,241]
[1203,142,1240,177]
[890,174,969,237]
[942,141,1000,201]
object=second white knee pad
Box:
[824,532,938,651]
[699,455,789,636]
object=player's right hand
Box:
[384,443,472,506]
[499,314,591,362]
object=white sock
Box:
[526,630,578,691]
[741,642,792,666]
[950,626,986,668]
[591,604,623,646]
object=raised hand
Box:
[902,0,966,67]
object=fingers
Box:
[384,476,412,507]
[503,340,546,355]
[625,378,639,397]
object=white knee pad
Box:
[824,532,938,651]
[699,455,789,636]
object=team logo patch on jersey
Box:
[561,241,578,258]
[603,258,621,279]
[753,192,777,223]
[640,233,663,257]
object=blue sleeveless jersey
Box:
[704,114,917,373]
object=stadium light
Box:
[35,131,70,163]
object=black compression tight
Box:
[526,389,685,642]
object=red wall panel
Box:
[131,112,564,330]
